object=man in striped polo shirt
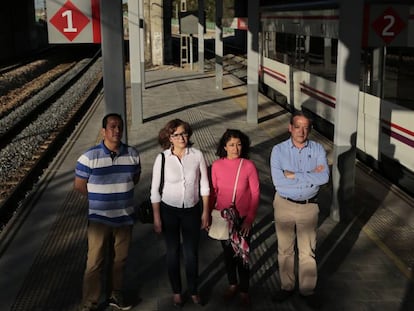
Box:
[75,113,141,311]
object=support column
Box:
[331,0,364,222]
[163,0,173,64]
[324,38,332,69]
[371,47,385,97]
[129,0,143,127]
[100,0,127,142]
[150,0,164,66]
[198,0,205,72]
[139,0,145,89]
[247,0,259,124]
[215,0,223,90]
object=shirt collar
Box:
[100,140,126,155]
[288,138,309,149]
[166,147,190,156]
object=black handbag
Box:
[136,153,165,224]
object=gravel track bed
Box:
[0,58,92,136]
[0,58,102,185]
[0,63,75,118]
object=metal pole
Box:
[190,34,193,70]
[198,0,204,72]
[139,0,145,90]
[129,0,143,127]
[331,0,364,222]
[100,0,127,142]
[215,0,223,90]
[247,0,259,124]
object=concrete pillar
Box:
[129,0,143,127]
[144,0,152,65]
[331,0,364,222]
[198,0,205,72]
[372,48,385,97]
[215,0,223,90]
[150,0,164,66]
[324,38,332,69]
[100,0,127,142]
[163,0,173,64]
[139,0,145,89]
[247,0,259,124]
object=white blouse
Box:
[150,147,210,208]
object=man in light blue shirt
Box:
[270,111,329,309]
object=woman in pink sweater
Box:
[210,129,260,306]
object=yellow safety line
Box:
[362,225,412,281]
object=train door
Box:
[359,45,414,193]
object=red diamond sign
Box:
[49,1,90,42]
[371,7,406,45]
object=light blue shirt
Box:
[270,138,329,200]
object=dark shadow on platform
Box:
[145,73,215,89]
[143,93,246,123]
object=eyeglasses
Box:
[170,132,189,139]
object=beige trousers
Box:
[82,222,132,306]
[273,193,319,295]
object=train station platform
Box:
[0,65,413,311]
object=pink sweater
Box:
[210,158,260,225]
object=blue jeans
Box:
[160,202,201,295]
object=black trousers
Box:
[221,235,251,293]
[160,202,201,295]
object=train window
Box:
[264,31,277,59]
[352,46,413,109]
[383,47,414,109]
[305,36,337,82]
[263,31,338,82]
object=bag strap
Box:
[231,159,243,204]
[159,153,165,195]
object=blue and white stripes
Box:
[76,141,141,226]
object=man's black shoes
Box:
[271,290,294,302]
[301,294,322,309]
[272,290,322,309]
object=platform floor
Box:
[0,65,413,311]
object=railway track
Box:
[0,46,103,235]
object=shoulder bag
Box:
[208,159,243,240]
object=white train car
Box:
[260,6,414,195]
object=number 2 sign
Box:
[47,0,101,43]
[362,5,409,47]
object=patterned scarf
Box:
[222,205,249,265]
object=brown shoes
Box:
[240,292,251,306]
[191,294,204,305]
[223,285,238,300]
[172,294,183,308]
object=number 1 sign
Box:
[47,0,101,43]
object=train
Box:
[258,5,414,196]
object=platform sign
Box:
[46,0,101,43]
[230,17,248,31]
[362,5,410,47]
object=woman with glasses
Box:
[150,118,210,307]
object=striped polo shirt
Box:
[75,141,141,226]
